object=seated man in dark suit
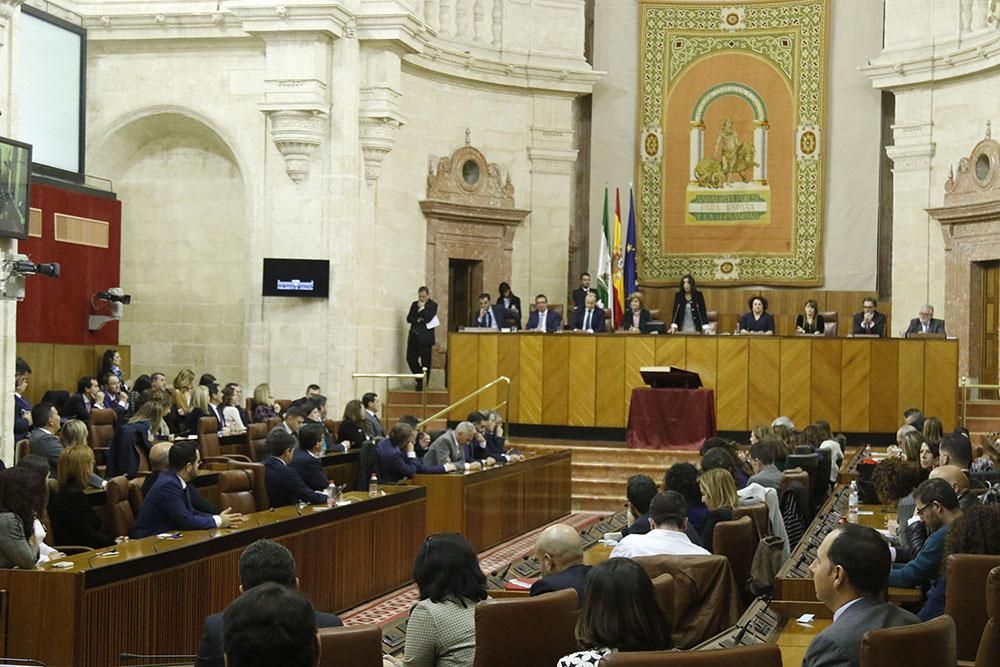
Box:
[803,523,919,667]
[63,376,101,423]
[905,304,946,336]
[888,478,962,590]
[263,429,329,507]
[289,384,321,410]
[851,297,887,337]
[525,294,562,333]
[289,424,330,492]
[424,421,482,472]
[375,421,454,483]
[747,441,783,491]
[197,539,340,667]
[530,523,590,606]
[101,372,130,418]
[142,441,217,514]
[362,392,385,438]
[270,405,305,441]
[621,474,659,537]
[28,402,62,475]
[301,397,345,453]
[938,432,982,487]
[472,292,510,330]
[571,292,606,332]
[132,441,243,538]
[14,357,32,442]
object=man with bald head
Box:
[529,523,590,605]
[929,465,977,510]
[141,441,218,514]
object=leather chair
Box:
[127,478,145,517]
[472,587,578,667]
[105,476,137,538]
[733,503,769,540]
[785,454,820,515]
[227,460,269,511]
[218,470,258,515]
[324,420,341,440]
[604,643,781,666]
[247,422,269,462]
[943,554,1000,662]
[276,399,292,413]
[197,416,250,466]
[88,408,116,464]
[652,572,675,631]
[972,566,1000,667]
[781,469,811,502]
[860,615,956,667]
[267,416,281,431]
[713,515,756,600]
[15,438,29,464]
[705,311,719,335]
[317,624,383,667]
[821,311,838,337]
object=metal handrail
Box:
[417,376,511,432]
[353,368,428,420]
[958,377,1000,429]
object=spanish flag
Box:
[611,188,625,327]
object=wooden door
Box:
[980,261,1000,392]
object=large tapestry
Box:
[637,0,827,286]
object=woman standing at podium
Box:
[796,299,826,335]
[669,273,708,334]
[737,296,775,335]
[621,292,652,332]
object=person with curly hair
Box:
[918,504,1000,620]
[873,458,925,561]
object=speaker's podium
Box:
[627,366,715,451]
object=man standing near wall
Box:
[406,287,437,390]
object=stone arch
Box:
[688,82,769,183]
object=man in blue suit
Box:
[264,429,329,507]
[196,539,341,667]
[571,292,606,332]
[888,478,962,590]
[375,422,455,483]
[530,523,590,606]
[132,441,243,538]
[289,424,330,492]
[525,294,562,333]
[472,292,510,330]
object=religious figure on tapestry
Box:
[694,117,758,188]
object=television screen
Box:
[262,258,330,298]
[0,137,32,240]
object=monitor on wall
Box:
[0,137,32,240]
[17,6,86,182]
[262,258,330,298]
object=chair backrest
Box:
[604,643,782,666]
[227,461,269,511]
[651,572,675,631]
[317,624,383,667]
[267,416,281,431]
[127,478,145,517]
[821,311,838,337]
[785,454,819,514]
[276,400,292,413]
[197,416,222,458]
[705,311,719,335]
[733,503,769,540]
[712,515,756,597]
[89,408,116,448]
[975,566,1000,667]
[218,470,258,515]
[247,422,269,462]
[781,470,811,500]
[860,615,956,667]
[944,554,1000,661]
[354,441,378,491]
[472,588,578,667]
[105,475,136,538]
[15,439,29,464]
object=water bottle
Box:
[863,444,872,460]
[368,473,379,498]
[848,481,859,522]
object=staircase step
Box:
[574,495,629,513]
[389,390,449,403]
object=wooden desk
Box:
[413,450,571,551]
[837,446,889,484]
[1,486,425,667]
[447,332,958,432]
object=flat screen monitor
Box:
[262,258,329,298]
[0,136,32,240]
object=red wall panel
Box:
[16,182,122,345]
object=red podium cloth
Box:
[626,388,717,451]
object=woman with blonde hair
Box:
[186,384,212,433]
[252,383,280,423]
[50,445,115,548]
[173,369,195,415]
[698,468,739,552]
[59,419,88,449]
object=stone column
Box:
[753,121,768,183]
[689,122,703,180]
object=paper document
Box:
[426,315,440,329]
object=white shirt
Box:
[178,474,223,528]
[833,597,864,623]
[535,310,548,332]
[610,528,710,558]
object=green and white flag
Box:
[597,185,612,326]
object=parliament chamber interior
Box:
[1,0,999,666]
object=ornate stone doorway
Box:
[420,134,530,366]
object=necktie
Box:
[923,323,928,333]
[487,310,493,328]
[584,310,592,331]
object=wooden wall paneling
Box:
[810,340,842,430]
[654,336,686,369]
[53,345,96,396]
[685,338,718,392]
[595,337,626,427]
[716,337,749,431]
[841,340,872,432]
[419,474,465,536]
[747,339,781,428]
[477,334,499,411]
[779,337,812,429]
[568,336,597,427]
[17,342,53,405]
[624,336,656,419]
[924,340,959,429]
[497,335,521,423]
[0,569,80,666]
[448,334,480,420]
[541,337,570,425]
[517,336,544,424]
[869,340,900,432]
[897,340,926,421]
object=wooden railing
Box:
[959,377,1000,427]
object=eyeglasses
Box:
[915,502,936,517]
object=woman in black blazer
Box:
[669,274,709,334]
[737,295,775,335]
[795,299,826,335]
[496,282,522,329]
[621,292,652,332]
[50,445,115,548]
[338,399,373,449]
